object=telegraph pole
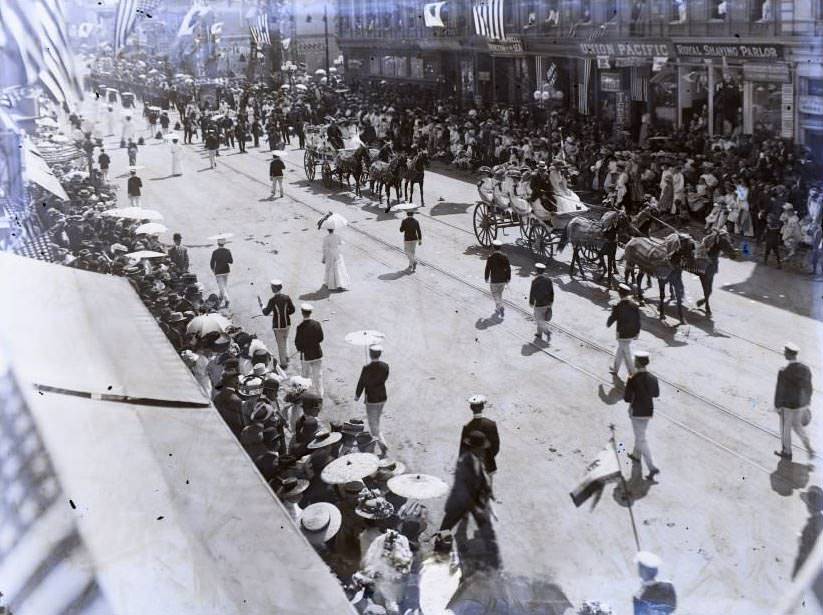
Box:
[323,0,330,76]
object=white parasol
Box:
[280,84,291,90]
[164,133,181,141]
[207,232,234,242]
[134,222,168,235]
[125,250,166,260]
[319,212,348,230]
[321,453,380,485]
[345,330,385,360]
[270,150,288,157]
[102,207,164,221]
[387,474,449,500]
[314,68,327,76]
[388,202,419,212]
[295,84,308,91]
[186,313,232,338]
[35,117,59,128]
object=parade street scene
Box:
[1,1,822,614]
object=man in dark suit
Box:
[126,169,142,207]
[484,239,511,318]
[167,232,189,272]
[608,283,641,377]
[439,430,500,570]
[774,342,814,460]
[459,395,500,475]
[355,345,390,456]
[259,279,295,368]
[294,303,324,397]
[624,351,660,480]
[529,262,554,342]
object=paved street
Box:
[98,104,821,613]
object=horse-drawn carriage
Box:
[473,166,596,259]
[302,124,373,193]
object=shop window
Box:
[670,0,687,23]
[709,0,727,20]
[630,0,650,34]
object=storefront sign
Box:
[799,95,823,116]
[615,91,629,127]
[600,72,622,93]
[596,56,611,69]
[742,63,790,83]
[478,71,491,82]
[486,38,524,56]
[782,83,794,139]
[614,57,648,68]
[578,41,673,58]
[674,43,782,59]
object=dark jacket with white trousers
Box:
[355,360,390,403]
[624,370,659,418]
[262,292,295,329]
[529,275,554,307]
[608,298,641,339]
[775,361,813,409]
[294,318,324,361]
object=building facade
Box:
[335,0,823,147]
[288,0,340,73]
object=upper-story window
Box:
[754,0,773,22]
[544,0,560,26]
[709,0,727,20]
[605,0,618,22]
[670,0,687,23]
[580,0,592,23]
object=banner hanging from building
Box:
[673,42,782,59]
[178,3,212,38]
[472,0,505,41]
[423,2,447,28]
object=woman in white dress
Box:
[169,136,183,176]
[322,229,350,290]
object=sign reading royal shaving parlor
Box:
[674,43,783,59]
[485,38,524,56]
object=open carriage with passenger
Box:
[473,163,596,259]
[303,124,374,195]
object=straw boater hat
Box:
[299,502,342,545]
[373,458,406,480]
[307,430,343,450]
[277,476,309,499]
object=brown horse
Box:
[337,145,371,197]
[403,150,429,207]
[370,154,406,211]
[686,229,739,317]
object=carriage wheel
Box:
[529,223,555,259]
[580,245,599,263]
[304,151,316,181]
[321,161,333,187]
[473,203,497,248]
[519,215,531,240]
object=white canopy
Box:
[22,139,70,200]
[0,254,208,405]
[26,391,355,614]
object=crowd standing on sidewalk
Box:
[9,47,820,615]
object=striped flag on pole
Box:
[578,58,592,115]
[0,0,82,108]
[114,0,159,55]
[630,66,649,102]
[472,0,505,41]
[178,3,211,38]
[250,15,271,47]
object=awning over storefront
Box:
[23,139,70,200]
[0,253,209,404]
[25,391,356,615]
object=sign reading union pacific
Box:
[578,42,673,57]
[674,43,783,59]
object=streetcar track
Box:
[215,154,799,466]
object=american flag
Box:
[250,14,271,47]
[472,0,505,41]
[0,0,82,108]
[114,0,160,55]
[630,66,649,102]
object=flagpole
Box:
[608,423,641,552]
